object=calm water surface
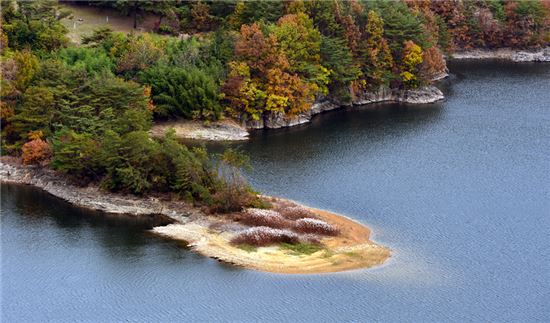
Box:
[2,61,549,321]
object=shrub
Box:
[210,183,254,213]
[231,226,299,246]
[277,206,319,220]
[293,218,340,236]
[237,208,291,229]
[21,137,51,165]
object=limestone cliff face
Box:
[244,85,444,130]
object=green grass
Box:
[280,242,324,255]
[236,244,257,253]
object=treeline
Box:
[1,1,548,202]
[62,0,548,122]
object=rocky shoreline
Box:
[451,47,550,62]
[150,118,249,141]
[153,85,445,141]
[149,46,549,141]
[245,85,444,130]
[0,160,199,223]
[0,160,390,274]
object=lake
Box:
[2,61,549,321]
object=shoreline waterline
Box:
[0,160,390,274]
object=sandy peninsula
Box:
[153,201,390,274]
[0,159,390,274]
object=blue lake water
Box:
[2,61,549,321]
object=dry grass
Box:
[236,208,291,229]
[277,206,319,220]
[230,226,299,247]
[293,218,340,236]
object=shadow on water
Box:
[1,184,171,229]
[207,101,444,158]
[1,184,180,260]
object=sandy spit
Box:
[152,203,390,275]
[1,160,390,274]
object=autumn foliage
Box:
[3,0,550,205]
[21,132,51,165]
[223,22,314,122]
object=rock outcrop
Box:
[451,47,550,62]
[246,85,444,129]
[393,86,445,104]
[512,48,550,62]
[150,119,248,141]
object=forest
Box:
[1,0,549,206]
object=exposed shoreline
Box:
[150,118,249,142]
[150,85,444,141]
[451,47,550,62]
[0,160,390,274]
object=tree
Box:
[320,35,360,100]
[360,10,394,87]
[0,49,39,99]
[58,47,115,75]
[139,64,223,120]
[51,128,101,179]
[421,46,446,81]
[503,0,549,48]
[400,40,423,88]
[271,13,329,94]
[223,23,314,121]
[240,1,284,24]
[375,1,427,55]
[116,33,165,77]
[189,1,213,32]
[21,132,51,165]
[1,0,68,51]
[10,86,56,142]
[303,0,344,37]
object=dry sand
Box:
[152,205,390,274]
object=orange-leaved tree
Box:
[21,131,51,165]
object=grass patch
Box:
[236,244,257,252]
[280,242,324,255]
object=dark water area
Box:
[2,61,549,321]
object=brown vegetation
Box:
[21,136,51,165]
[293,218,340,236]
[230,226,300,246]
